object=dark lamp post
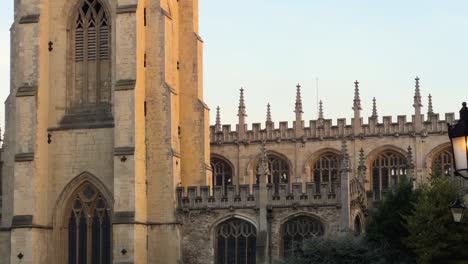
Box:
[450,198,465,223]
[448,102,468,179]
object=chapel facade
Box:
[0,0,463,263]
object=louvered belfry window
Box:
[68,183,111,264]
[71,0,111,115]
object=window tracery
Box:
[255,154,289,186]
[432,148,457,186]
[282,216,324,257]
[371,151,407,200]
[312,152,340,193]
[215,218,256,264]
[68,0,111,118]
[211,157,233,193]
[68,183,111,264]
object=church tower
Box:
[0,0,210,263]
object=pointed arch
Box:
[303,148,341,177]
[245,150,292,187]
[211,154,236,190]
[366,146,408,200]
[424,142,452,170]
[52,172,113,264]
[279,212,326,257]
[303,148,341,193]
[63,0,113,124]
[211,214,257,264]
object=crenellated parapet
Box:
[210,113,455,144]
[176,182,341,211]
[211,79,457,145]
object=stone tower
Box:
[0,0,210,263]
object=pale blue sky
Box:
[1,1,467,128]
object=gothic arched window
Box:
[255,154,289,185]
[67,0,111,120]
[211,157,233,192]
[432,148,457,185]
[215,218,256,264]
[282,216,324,257]
[68,183,111,264]
[312,152,340,193]
[432,148,454,177]
[371,151,407,200]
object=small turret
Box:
[427,94,434,121]
[352,80,362,135]
[266,103,272,125]
[413,77,423,132]
[215,106,221,133]
[371,97,378,120]
[237,87,247,140]
[294,83,304,137]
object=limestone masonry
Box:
[0,0,463,263]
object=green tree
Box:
[279,235,394,264]
[365,175,418,261]
[405,165,468,264]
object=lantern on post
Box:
[448,102,468,179]
[450,198,465,223]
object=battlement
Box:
[176,182,341,211]
[210,113,456,144]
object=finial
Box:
[215,106,221,132]
[238,87,247,117]
[371,97,378,119]
[295,83,303,114]
[427,94,434,117]
[266,103,272,123]
[358,148,366,170]
[407,146,414,169]
[358,148,367,182]
[318,100,324,120]
[259,141,270,176]
[341,140,349,170]
[352,80,362,111]
[413,77,422,108]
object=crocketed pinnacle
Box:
[266,103,272,123]
[340,140,349,169]
[238,87,247,117]
[259,141,270,176]
[318,100,324,120]
[407,146,414,168]
[427,94,434,116]
[295,83,303,114]
[352,80,362,111]
[215,106,221,132]
[358,148,366,170]
[371,97,378,119]
[413,77,423,108]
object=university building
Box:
[0,0,462,263]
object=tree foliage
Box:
[365,175,418,261]
[279,235,400,264]
[404,166,468,264]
